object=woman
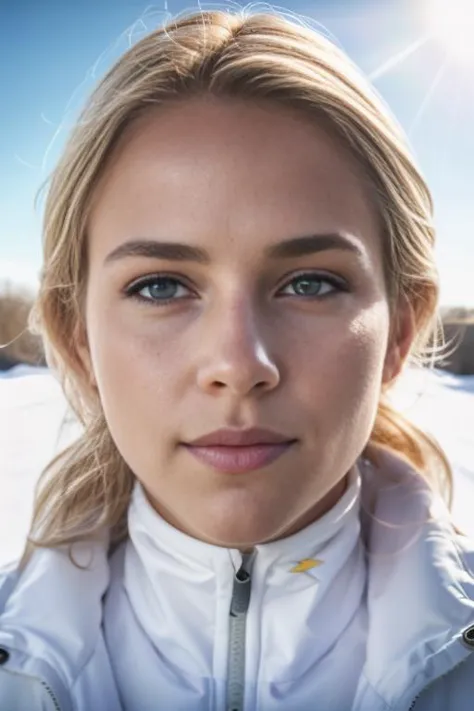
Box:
[0,8,473,711]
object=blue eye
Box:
[279,273,345,298]
[125,276,192,305]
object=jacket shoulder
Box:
[0,562,20,613]
[414,651,474,711]
[0,667,58,711]
[0,564,54,711]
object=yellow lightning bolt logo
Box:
[290,558,323,573]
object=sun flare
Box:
[422,0,474,65]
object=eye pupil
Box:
[293,277,321,296]
[148,278,177,299]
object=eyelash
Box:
[123,271,348,306]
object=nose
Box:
[196,300,281,397]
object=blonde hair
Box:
[23,7,453,565]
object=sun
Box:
[422,0,474,65]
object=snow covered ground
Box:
[0,365,473,565]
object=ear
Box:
[383,296,416,385]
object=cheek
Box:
[86,314,188,479]
[86,305,185,429]
[291,303,390,425]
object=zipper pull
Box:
[230,564,252,617]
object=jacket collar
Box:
[119,462,365,685]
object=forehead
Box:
[88,96,382,263]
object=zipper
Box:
[407,691,422,711]
[406,655,471,710]
[226,555,253,711]
[40,680,62,711]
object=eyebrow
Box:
[103,233,364,266]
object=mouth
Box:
[181,441,297,474]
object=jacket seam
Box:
[359,670,392,710]
[450,535,474,586]
[69,634,103,690]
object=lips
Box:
[183,442,295,473]
[185,427,294,447]
[182,427,297,474]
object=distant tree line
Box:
[0,282,45,370]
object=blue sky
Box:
[1,0,473,305]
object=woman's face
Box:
[82,96,412,549]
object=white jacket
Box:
[0,448,473,711]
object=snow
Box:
[0,365,473,566]
[0,368,82,565]
[387,367,474,538]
